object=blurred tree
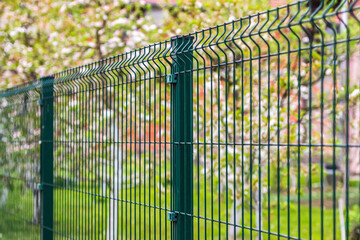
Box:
[0,0,158,88]
[1,0,359,239]
[0,0,277,88]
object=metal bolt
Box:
[167,212,177,222]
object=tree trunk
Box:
[229,198,241,240]
[0,187,8,207]
[33,189,41,224]
[107,123,120,240]
[254,188,263,240]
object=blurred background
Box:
[0,1,359,240]
[0,0,288,88]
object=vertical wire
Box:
[193,33,201,240]
[142,47,148,240]
[75,71,79,239]
[164,40,173,239]
[260,10,271,240]
[133,49,140,240]
[249,14,262,240]
[170,40,174,239]
[199,29,208,240]
[135,47,141,240]
[278,7,291,238]
[276,13,281,235]
[228,21,237,240]
[137,48,143,240]
[112,58,117,240]
[257,15,263,240]
[152,45,158,240]
[317,12,326,240]
[87,68,91,239]
[79,71,82,239]
[241,15,254,239]
[120,54,125,240]
[96,63,102,240]
[124,52,129,240]
[321,0,338,237]
[83,70,88,239]
[298,4,311,238]
[309,2,326,238]
[148,46,153,239]
[66,73,71,239]
[105,60,110,240]
[129,51,134,240]
[74,71,79,239]
[249,16,254,240]
[69,73,74,239]
[72,72,76,239]
[208,26,223,239]
[79,70,83,239]
[107,60,113,240]
[349,0,360,233]
[158,41,168,239]
[157,44,162,240]
[62,74,67,238]
[88,68,93,239]
[97,64,103,240]
[288,3,302,238]
[220,23,230,240]
[91,65,96,240]
[342,6,350,239]
[239,19,245,240]
[163,42,168,240]
[54,80,57,240]
[209,28,214,240]
[104,62,109,240]
[60,73,64,239]
[77,70,81,239]
[115,55,121,240]
[216,26,222,240]
[308,9,314,240]
[139,47,146,239]
[197,29,208,240]
[267,9,280,239]
[66,71,70,239]
[231,21,245,239]
[207,27,214,240]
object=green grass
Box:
[0,185,40,240]
[0,181,358,239]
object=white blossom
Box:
[110,18,129,26]
[350,89,360,99]
[195,1,202,8]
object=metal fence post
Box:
[40,75,54,240]
[169,35,194,240]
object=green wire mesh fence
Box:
[1,0,360,239]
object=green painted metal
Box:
[0,1,359,240]
[40,75,54,240]
[170,35,194,240]
[167,212,178,222]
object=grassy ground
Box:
[0,182,358,239]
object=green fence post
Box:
[169,35,194,240]
[40,75,54,240]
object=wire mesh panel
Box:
[0,1,359,240]
[50,44,173,239]
[0,82,41,239]
[188,1,360,239]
